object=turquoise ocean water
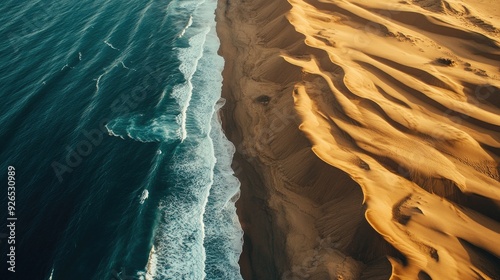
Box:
[0,0,243,279]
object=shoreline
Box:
[215,1,279,278]
[216,0,500,279]
[215,0,391,278]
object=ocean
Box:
[0,0,243,279]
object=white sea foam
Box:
[172,27,210,141]
[202,112,243,279]
[120,61,136,71]
[194,2,243,277]
[178,15,193,38]
[153,138,215,278]
[202,53,243,280]
[105,115,181,143]
[168,0,215,142]
[106,126,126,140]
[150,0,243,279]
[139,189,149,204]
[120,61,129,69]
[145,245,157,280]
[49,268,54,280]
[94,73,104,92]
[104,40,120,50]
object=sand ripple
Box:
[217,0,500,279]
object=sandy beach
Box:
[216,0,500,279]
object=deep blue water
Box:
[0,0,242,279]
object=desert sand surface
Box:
[216,0,500,279]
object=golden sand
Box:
[216,0,500,279]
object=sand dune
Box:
[216,0,500,279]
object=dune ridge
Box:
[216,0,500,279]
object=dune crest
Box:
[217,0,500,279]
